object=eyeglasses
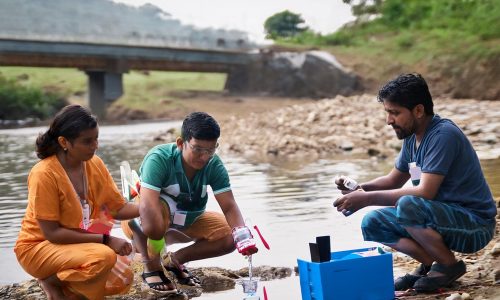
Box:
[186,142,218,157]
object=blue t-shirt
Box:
[395,115,496,222]
[139,143,231,226]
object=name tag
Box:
[409,162,422,186]
[82,203,90,230]
[173,211,187,226]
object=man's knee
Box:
[361,208,401,244]
[396,195,426,220]
[141,219,169,240]
[361,210,380,238]
[221,234,236,254]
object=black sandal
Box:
[164,265,201,286]
[141,270,178,294]
[413,260,466,292]
[162,251,201,287]
[394,263,432,291]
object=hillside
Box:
[0,0,256,50]
[273,0,500,100]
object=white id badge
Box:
[408,162,422,186]
[82,203,90,230]
[173,211,187,226]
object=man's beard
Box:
[393,125,413,140]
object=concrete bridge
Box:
[0,38,256,118]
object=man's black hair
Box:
[377,73,434,115]
[181,112,220,141]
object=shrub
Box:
[0,75,67,120]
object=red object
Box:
[236,239,259,256]
[130,181,140,198]
[232,226,258,256]
[86,210,114,234]
[253,225,270,250]
[263,286,268,300]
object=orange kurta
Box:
[14,154,126,300]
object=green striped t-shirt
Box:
[139,143,231,226]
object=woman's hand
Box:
[107,236,133,256]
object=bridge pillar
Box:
[86,71,123,120]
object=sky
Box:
[112,0,355,42]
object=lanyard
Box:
[79,163,90,230]
[64,161,90,230]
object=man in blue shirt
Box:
[123,112,257,294]
[333,73,496,292]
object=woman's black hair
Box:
[36,104,98,159]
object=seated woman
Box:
[14,105,139,300]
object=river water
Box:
[0,121,498,299]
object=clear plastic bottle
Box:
[240,277,260,300]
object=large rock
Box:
[226,50,360,98]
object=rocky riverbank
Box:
[0,264,292,299]
[214,94,499,163]
[1,209,498,300]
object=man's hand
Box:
[333,190,369,217]
[232,226,258,256]
[108,236,133,256]
[334,175,361,195]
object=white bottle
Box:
[343,177,359,191]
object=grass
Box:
[0,67,227,116]
[275,26,500,91]
[120,71,226,112]
[0,67,86,96]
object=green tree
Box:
[0,75,67,120]
[342,0,499,39]
[342,0,383,18]
[264,10,308,39]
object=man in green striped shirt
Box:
[124,112,257,293]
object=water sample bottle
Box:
[343,177,359,191]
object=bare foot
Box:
[37,275,66,300]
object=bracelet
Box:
[102,233,110,245]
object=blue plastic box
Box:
[297,247,394,300]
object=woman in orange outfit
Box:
[14,105,139,300]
